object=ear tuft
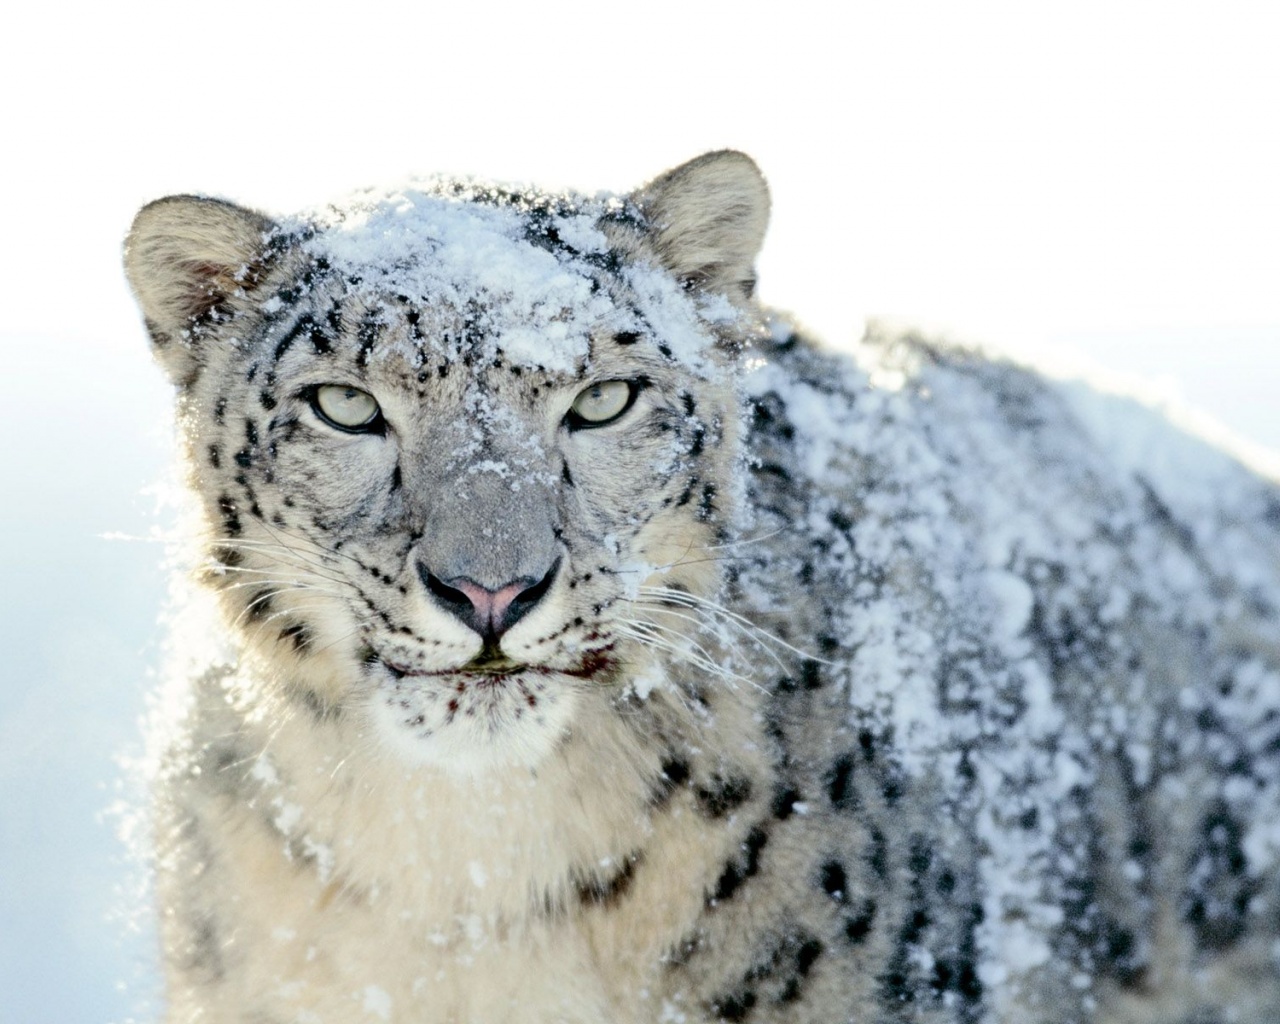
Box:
[123,196,275,380]
[635,151,770,298]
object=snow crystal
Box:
[250,755,280,787]
[272,799,303,835]
[359,984,392,1021]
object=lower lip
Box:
[377,647,616,682]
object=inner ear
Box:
[124,195,277,381]
[633,151,770,299]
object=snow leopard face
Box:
[125,153,770,772]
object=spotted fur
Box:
[126,152,1280,1023]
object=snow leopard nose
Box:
[417,559,560,644]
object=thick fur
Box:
[126,152,1280,1023]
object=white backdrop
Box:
[2,2,1278,1020]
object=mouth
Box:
[365,645,618,684]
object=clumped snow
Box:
[739,319,1280,1009]
[291,181,728,378]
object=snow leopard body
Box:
[124,152,1280,1023]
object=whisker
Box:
[615,621,753,688]
[706,527,788,551]
[639,604,789,675]
[638,585,834,665]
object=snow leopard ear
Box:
[124,195,276,385]
[634,150,770,299]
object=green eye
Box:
[312,384,382,432]
[568,380,636,428]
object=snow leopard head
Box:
[125,152,770,772]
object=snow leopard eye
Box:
[311,384,383,432]
[567,380,637,429]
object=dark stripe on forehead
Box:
[273,314,316,362]
[356,313,383,367]
[272,313,335,363]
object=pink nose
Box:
[418,560,560,644]
[450,578,531,637]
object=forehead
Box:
[290,186,638,375]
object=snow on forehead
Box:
[298,184,620,372]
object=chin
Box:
[368,664,584,774]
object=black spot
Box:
[1182,801,1255,951]
[797,937,822,974]
[213,397,227,424]
[709,991,756,1021]
[929,901,984,1007]
[234,448,252,468]
[696,774,753,819]
[799,661,822,689]
[828,508,854,533]
[866,827,888,879]
[279,622,313,652]
[217,495,242,537]
[245,590,273,621]
[561,462,575,488]
[390,464,402,492]
[844,898,877,943]
[711,827,768,904]
[614,331,640,345]
[297,687,342,723]
[880,945,915,1005]
[826,754,856,810]
[326,301,345,337]
[1102,922,1145,986]
[356,315,380,365]
[697,482,718,521]
[180,911,225,984]
[245,419,258,447]
[820,860,848,902]
[211,545,242,568]
[661,758,690,785]
[577,852,641,909]
[771,785,801,820]
[208,444,221,468]
[930,958,980,1005]
[651,758,691,806]
[738,929,825,1007]
[259,389,276,410]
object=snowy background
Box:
[2,2,1278,1021]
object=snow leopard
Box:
[124,151,1280,1024]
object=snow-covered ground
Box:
[2,3,1278,1021]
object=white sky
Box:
[4,1,1278,445]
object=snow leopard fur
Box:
[124,152,1280,1023]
